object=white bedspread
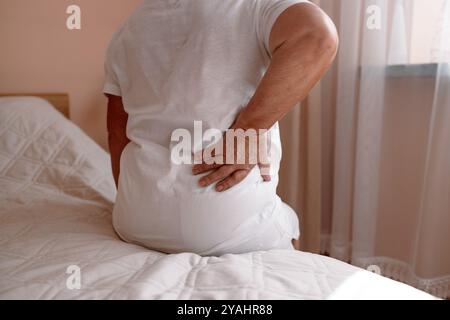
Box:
[0,97,435,299]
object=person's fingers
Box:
[215,169,250,192]
[194,142,223,164]
[198,165,236,187]
[258,162,271,181]
[192,162,222,175]
[192,140,225,175]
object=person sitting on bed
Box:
[104,0,337,256]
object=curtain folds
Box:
[278,0,450,298]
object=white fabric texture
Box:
[103,0,310,255]
[0,97,436,299]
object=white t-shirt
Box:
[104,0,307,255]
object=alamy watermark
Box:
[366,5,382,30]
[66,265,81,290]
[66,5,81,30]
[65,4,381,31]
[170,121,271,174]
[367,264,382,275]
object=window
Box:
[409,0,450,64]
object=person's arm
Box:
[106,94,130,188]
[193,3,338,191]
[233,2,338,131]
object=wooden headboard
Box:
[0,93,70,118]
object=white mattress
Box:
[0,97,435,300]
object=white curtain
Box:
[278,0,450,298]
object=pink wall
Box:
[0,0,142,149]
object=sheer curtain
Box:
[278,0,450,298]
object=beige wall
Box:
[0,0,141,149]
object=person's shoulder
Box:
[110,23,127,46]
[105,22,127,61]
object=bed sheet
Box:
[0,97,435,299]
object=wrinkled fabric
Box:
[0,98,435,300]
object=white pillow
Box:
[0,96,116,202]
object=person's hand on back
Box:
[192,124,271,192]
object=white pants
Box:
[198,202,300,256]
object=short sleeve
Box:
[103,60,122,96]
[256,0,310,56]
[103,54,121,96]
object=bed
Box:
[0,95,436,300]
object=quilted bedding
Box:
[0,97,435,299]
